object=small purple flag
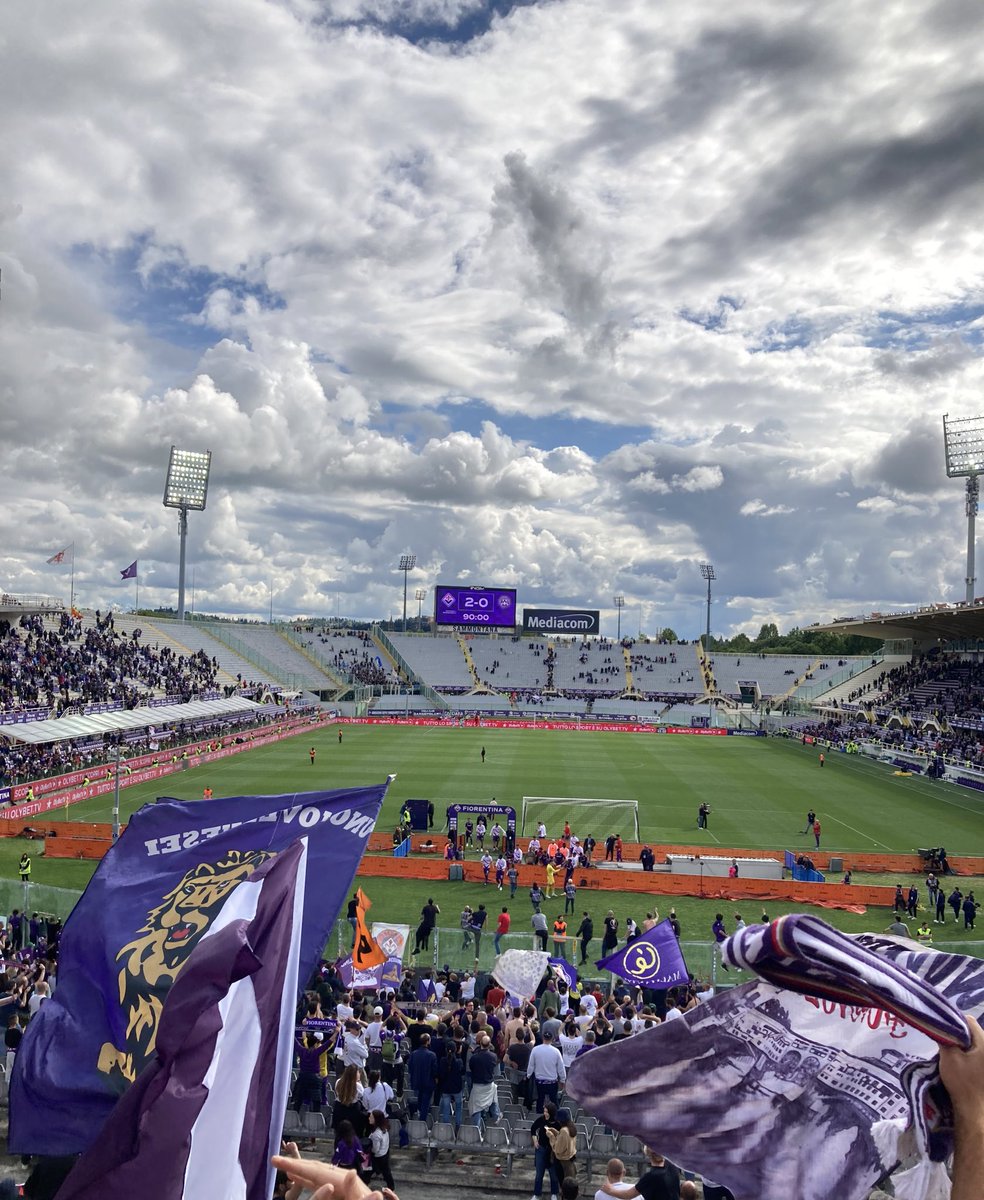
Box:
[417,977,438,1003]
[548,957,578,990]
[120,560,137,580]
[594,919,689,988]
[56,840,306,1200]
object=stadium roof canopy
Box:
[813,602,984,646]
[0,697,264,746]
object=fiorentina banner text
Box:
[10,784,389,1156]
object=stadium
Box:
[8,4,984,1197]
[2,559,984,1197]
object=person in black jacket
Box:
[576,912,594,964]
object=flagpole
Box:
[135,573,139,614]
[70,543,75,612]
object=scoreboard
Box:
[435,585,517,628]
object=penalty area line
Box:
[825,813,891,851]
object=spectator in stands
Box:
[527,1029,566,1110]
[407,1032,437,1120]
[468,1032,501,1126]
[530,1101,561,1200]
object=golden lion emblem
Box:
[97,849,272,1085]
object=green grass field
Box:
[10,727,984,961]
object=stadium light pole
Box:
[614,595,625,641]
[415,587,427,629]
[163,447,212,622]
[399,553,416,633]
[700,563,715,649]
[943,414,984,604]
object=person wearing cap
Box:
[365,1006,386,1071]
[527,1028,566,1110]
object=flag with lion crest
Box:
[10,783,389,1156]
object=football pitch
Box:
[54,725,984,856]
[10,726,984,957]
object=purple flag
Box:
[10,784,387,1155]
[548,957,578,990]
[417,977,438,1004]
[594,918,689,988]
[56,841,305,1200]
[337,955,403,991]
[568,931,984,1200]
[120,560,137,580]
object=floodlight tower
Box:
[399,553,416,633]
[943,414,984,604]
[415,587,427,627]
[163,447,212,622]
[614,595,626,641]
[700,562,715,649]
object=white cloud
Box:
[2,0,984,635]
[740,499,795,517]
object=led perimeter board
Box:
[435,584,518,628]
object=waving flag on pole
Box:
[594,919,689,988]
[120,561,138,580]
[352,888,386,970]
[47,546,70,564]
[56,841,306,1200]
[10,783,389,1156]
[548,958,578,990]
[417,977,438,1003]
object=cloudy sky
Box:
[3,0,984,638]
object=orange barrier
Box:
[40,821,124,861]
[45,836,117,860]
[366,833,984,878]
[355,853,895,910]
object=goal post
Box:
[520,796,640,841]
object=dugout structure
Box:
[521,796,640,840]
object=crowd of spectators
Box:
[0,612,219,715]
[800,653,984,769]
[290,948,712,1199]
[0,610,302,787]
[312,631,395,687]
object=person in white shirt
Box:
[27,981,49,1018]
[361,1069,394,1114]
[341,1021,369,1071]
[663,999,684,1022]
[595,1156,636,1200]
[365,1008,385,1049]
[527,1030,566,1109]
[335,992,355,1023]
[558,1023,584,1067]
[461,973,476,1001]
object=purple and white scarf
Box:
[567,915,984,1200]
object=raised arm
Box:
[940,1015,984,1200]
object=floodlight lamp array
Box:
[163,447,212,510]
[700,562,716,581]
[399,554,417,572]
[943,414,984,478]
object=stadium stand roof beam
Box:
[0,697,265,745]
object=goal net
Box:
[520,796,640,841]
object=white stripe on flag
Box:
[182,842,306,1199]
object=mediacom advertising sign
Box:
[522,607,600,634]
